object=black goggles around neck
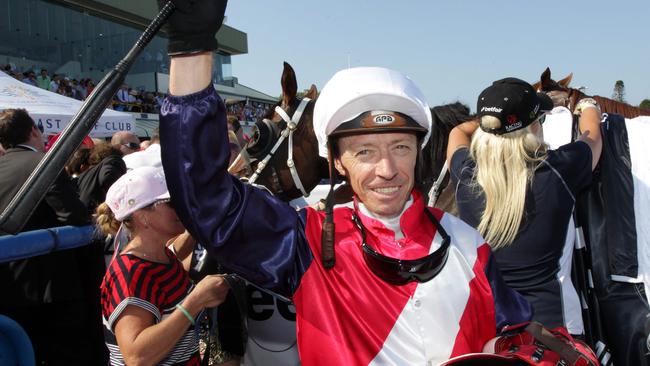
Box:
[352,208,451,286]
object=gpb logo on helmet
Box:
[373,114,395,125]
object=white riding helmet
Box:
[314,67,432,158]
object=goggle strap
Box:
[321,142,336,269]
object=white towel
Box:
[625,116,650,303]
[542,106,574,149]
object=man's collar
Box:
[353,190,426,239]
[357,196,413,240]
[15,144,38,152]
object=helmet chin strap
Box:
[248,98,311,197]
[321,142,336,269]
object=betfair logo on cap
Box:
[372,113,396,125]
[480,106,503,113]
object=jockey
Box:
[157,2,536,364]
[161,66,533,364]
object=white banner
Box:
[0,71,135,138]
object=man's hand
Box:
[159,0,228,55]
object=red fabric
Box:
[296,207,418,365]
[100,248,199,365]
[100,248,190,320]
[294,191,500,365]
[449,244,498,357]
[352,194,442,260]
[494,325,599,366]
[45,133,94,152]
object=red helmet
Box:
[442,323,599,366]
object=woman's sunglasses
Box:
[352,208,451,286]
[532,112,548,126]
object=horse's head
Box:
[232,62,328,201]
[531,67,576,108]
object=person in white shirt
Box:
[116,84,130,103]
[123,128,162,170]
[49,75,60,92]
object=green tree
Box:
[640,99,650,110]
[612,80,626,102]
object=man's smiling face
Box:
[335,132,417,218]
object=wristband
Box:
[175,303,196,326]
[574,98,601,115]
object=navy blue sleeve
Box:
[484,251,533,332]
[449,147,474,186]
[159,86,312,297]
[548,141,592,196]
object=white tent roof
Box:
[0,71,135,138]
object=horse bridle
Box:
[247,97,312,197]
[427,161,448,207]
[543,85,582,112]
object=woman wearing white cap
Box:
[153,3,541,364]
[446,78,603,336]
[96,166,230,366]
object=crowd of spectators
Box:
[4,64,96,101]
[2,64,163,114]
[0,108,103,364]
[226,100,271,122]
[0,109,171,363]
[4,63,272,120]
[113,83,166,114]
[0,105,253,364]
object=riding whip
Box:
[0,1,176,234]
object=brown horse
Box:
[228,62,329,202]
[532,67,650,117]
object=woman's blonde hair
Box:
[95,202,122,236]
[470,116,548,249]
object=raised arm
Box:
[169,53,213,96]
[574,99,602,170]
[158,2,312,297]
[446,119,479,167]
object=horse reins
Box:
[248,98,312,197]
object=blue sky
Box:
[225,0,649,110]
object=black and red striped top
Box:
[100,247,200,366]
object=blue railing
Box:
[0,225,95,263]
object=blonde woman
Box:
[97,166,230,365]
[446,78,602,335]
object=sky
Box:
[225,0,650,111]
